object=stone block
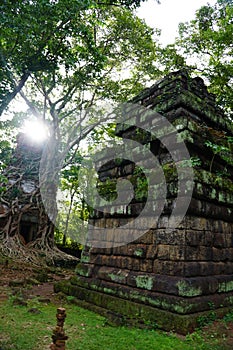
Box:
[140,259,153,273]
[186,230,205,246]
[155,229,186,245]
[153,260,185,276]
[212,247,224,262]
[204,231,214,246]
[213,233,227,248]
[112,245,129,256]
[75,263,94,278]
[198,246,213,260]
[226,248,233,261]
[89,247,112,255]
[146,245,158,259]
[132,245,147,258]
[134,274,154,291]
[176,277,218,296]
[157,245,170,260]
[183,262,201,277]
[157,245,185,261]
[217,276,233,293]
[169,245,185,261]
[130,230,153,244]
[104,218,120,228]
[224,262,233,274]
[225,233,233,247]
[185,246,213,261]
[97,266,129,284]
[110,256,121,268]
[121,257,140,271]
[184,262,220,277]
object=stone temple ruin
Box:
[55,70,233,333]
[0,132,56,261]
[0,132,79,264]
[0,134,44,242]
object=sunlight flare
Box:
[22,119,49,143]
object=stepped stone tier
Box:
[55,70,233,334]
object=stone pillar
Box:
[55,71,233,334]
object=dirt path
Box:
[0,260,74,305]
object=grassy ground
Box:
[0,257,232,350]
[0,296,232,350]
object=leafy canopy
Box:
[176,0,233,114]
[0,0,160,115]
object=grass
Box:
[0,297,229,350]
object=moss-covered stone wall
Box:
[55,70,233,333]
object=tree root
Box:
[0,235,79,267]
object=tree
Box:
[56,153,85,247]
[0,1,163,264]
[175,0,233,114]
[0,0,160,116]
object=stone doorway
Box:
[19,215,38,244]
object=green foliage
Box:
[0,173,8,194]
[55,151,90,246]
[0,0,165,184]
[55,232,83,250]
[190,157,202,168]
[196,302,217,328]
[223,311,233,322]
[0,0,162,115]
[8,186,22,200]
[97,177,118,201]
[205,135,233,173]
[0,120,15,174]
[133,166,148,201]
[197,311,217,328]
[175,0,233,114]
[97,164,148,203]
[0,0,88,113]
[206,139,233,164]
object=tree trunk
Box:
[0,133,78,266]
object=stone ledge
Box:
[56,275,233,314]
[54,280,233,334]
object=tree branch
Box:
[0,52,30,115]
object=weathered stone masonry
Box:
[0,133,48,244]
[55,71,233,333]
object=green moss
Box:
[218,192,225,202]
[210,188,217,199]
[103,287,117,295]
[108,273,126,283]
[225,296,233,305]
[80,254,90,263]
[55,279,197,316]
[177,130,194,143]
[187,119,201,133]
[135,276,153,290]
[194,169,233,193]
[162,164,178,181]
[218,281,233,293]
[54,280,70,294]
[75,263,92,277]
[173,120,187,131]
[134,249,144,257]
[177,281,202,297]
[145,296,194,314]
